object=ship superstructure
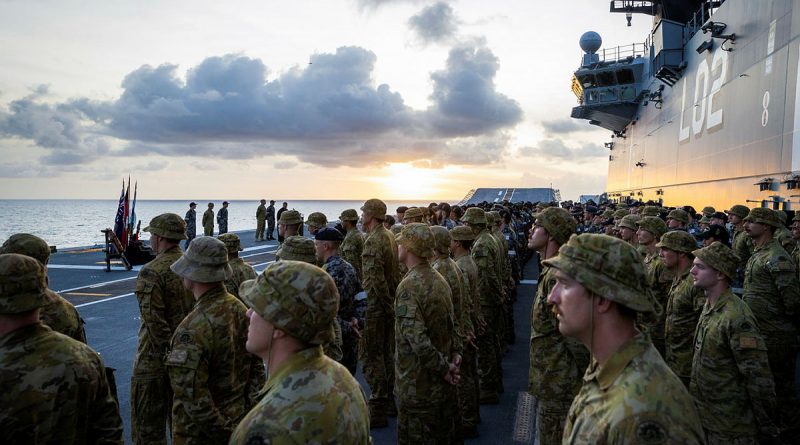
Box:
[572,0,800,210]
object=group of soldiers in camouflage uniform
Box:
[3,194,800,444]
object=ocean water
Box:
[0,199,442,248]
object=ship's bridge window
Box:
[616,68,634,85]
[596,71,616,87]
[578,73,596,88]
[599,88,618,102]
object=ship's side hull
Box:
[607,0,800,210]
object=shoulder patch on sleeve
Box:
[396,304,416,318]
[166,349,188,365]
[636,419,667,443]
[739,336,758,349]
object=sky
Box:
[0,0,652,201]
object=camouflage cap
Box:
[725,205,750,219]
[396,223,434,258]
[698,215,711,225]
[636,216,668,239]
[144,213,188,240]
[601,209,615,220]
[693,241,740,281]
[613,209,629,220]
[403,207,425,221]
[360,198,387,220]
[170,236,233,283]
[701,206,716,216]
[535,207,576,245]
[666,208,689,224]
[276,236,317,263]
[430,226,452,255]
[0,233,51,265]
[543,234,654,313]
[278,210,303,225]
[304,212,328,228]
[217,233,243,253]
[776,210,788,225]
[0,253,50,314]
[339,209,359,222]
[460,207,487,225]
[656,230,697,253]
[743,207,782,228]
[641,206,661,217]
[618,214,642,231]
[450,225,475,241]
[239,260,338,345]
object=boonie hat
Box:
[0,233,51,265]
[535,207,576,245]
[403,207,426,221]
[543,234,654,313]
[636,216,668,239]
[278,210,303,225]
[276,236,317,263]
[460,207,487,225]
[618,214,642,231]
[656,230,697,253]
[170,236,232,282]
[240,260,338,345]
[0,253,51,314]
[144,213,188,240]
[666,209,690,224]
[725,205,750,219]
[743,207,782,228]
[693,241,739,280]
[430,226,452,254]
[217,233,243,253]
[449,226,475,241]
[339,209,359,222]
[305,212,328,228]
[396,223,434,258]
[641,206,661,217]
[361,199,387,220]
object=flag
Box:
[121,177,130,250]
[113,179,127,252]
[128,181,138,240]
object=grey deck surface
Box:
[53,229,540,444]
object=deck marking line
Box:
[56,275,139,293]
[240,249,278,259]
[66,292,112,297]
[518,279,538,285]
[75,292,134,308]
[48,264,142,271]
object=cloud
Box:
[519,138,606,163]
[408,2,458,45]
[1,43,523,170]
[274,160,297,169]
[0,162,56,178]
[355,0,420,10]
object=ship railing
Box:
[595,42,648,63]
[687,0,726,37]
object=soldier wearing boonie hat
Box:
[460,207,504,403]
[617,214,641,246]
[359,198,401,426]
[0,253,123,443]
[543,234,704,444]
[218,233,256,300]
[230,261,370,444]
[394,223,460,444]
[165,236,264,444]
[275,235,317,264]
[641,205,661,217]
[338,209,364,280]
[688,242,779,443]
[526,207,587,445]
[402,207,425,224]
[666,208,690,230]
[0,233,85,342]
[656,230,706,387]
[132,213,195,444]
[726,204,753,275]
[304,212,328,236]
[742,207,800,434]
[277,210,303,241]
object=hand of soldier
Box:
[350,318,361,339]
[452,353,462,369]
[444,362,461,386]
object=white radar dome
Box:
[580,31,602,54]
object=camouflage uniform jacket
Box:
[255,204,267,221]
[639,251,672,353]
[775,226,795,254]
[491,227,512,287]
[323,255,366,340]
[743,238,800,346]
[225,257,257,300]
[228,346,371,445]
[361,224,400,317]
[563,333,705,444]
[454,253,484,336]
[216,207,228,232]
[202,209,214,232]
[184,209,197,237]
[134,245,195,375]
[165,286,265,445]
[266,204,275,221]
[471,229,503,307]
[732,227,753,269]
[394,263,458,403]
[41,288,86,342]
[690,289,778,438]
[433,256,469,351]
[0,323,123,444]
[341,228,365,280]
[529,265,588,400]
[664,269,706,384]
